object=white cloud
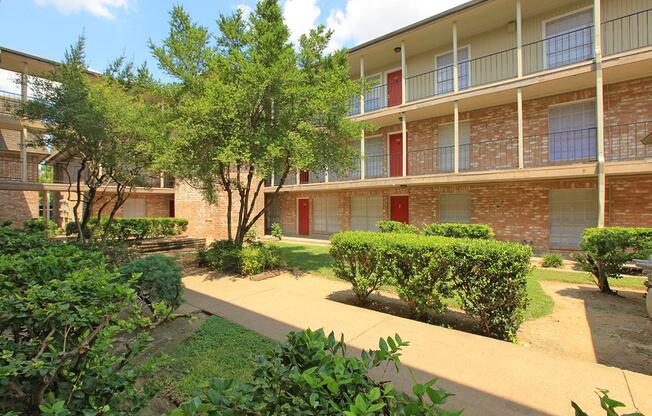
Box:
[34,0,129,19]
[326,0,468,50]
[235,3,252,19]
[283,0,321,44]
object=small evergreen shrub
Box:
[542,253,564,268]
[271,222,282,240]
[171,329,458,416]
[23,217,58,234]
[65,217,188,240]
[573,227,652,294]
[422,223,494,239]
[377,219,419,234]
[120,254,184,310]
[204,240,286,276]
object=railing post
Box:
[360,129,365,180]
[43,191,50,222]
[401,112,407,177]
[401,41,406,105]
[325,169,329,183]
[20,66,28,182]
[453,22,459,93]
[360,56,365,114]
[159,172,165,188]
[516,0,523,78]
[594,0,606,228]
[454,101,460,173]
[517,88,524,168]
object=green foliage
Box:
[22,217,59,235]
[422,223,494,239]
[571,389,645,416]
[330,231,532,340]
[204,240,286,276]
[120,255,184,311]
[150,1,362,247]
[271,222,283,240]
[170,328,460,416]
[66,217,188,240]
[377,220,420,234]
[573,227,652,294]
[0,233,152,414]
[0,227,51,255]
[542,253,564,268]
[1,220,14,227]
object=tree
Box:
[19,37,166,241]
[151,0,361,248]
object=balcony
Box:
[0,90,22,115]
[348,8,652,116]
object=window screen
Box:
[351,196,383,231]
[545,9,594,68]
[312,196,340,234]
[438,122,471,172]
[122,198,146,218]
[548,100,597,162]
[365,136,385,178]
[549,189,597,247]
[436,47,470,93]
[439,192,471,223]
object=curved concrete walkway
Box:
[182,272,651,416]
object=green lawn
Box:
[270,241,646,322]
[147,316,277,403]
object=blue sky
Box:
[0,0,466,87]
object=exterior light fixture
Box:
[394,46,402,53]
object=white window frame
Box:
[311,196,340,234]
[350,196,384,231]
[434,45,471,94]
[549,188,597,248]
[437,121,471,171]
[547,98,597,162]
[364,135,384,178]
[542,7,594,70]
[362,72,383,112]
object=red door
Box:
[169,199,175,217]
[387,70,402,107]
[390,196,409,224]
[298,198,310,235]
[299,170,310,184]
[389,132,403,177]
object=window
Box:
[439,192,471,223]
[549,189,597,247]
[122,198,146,218]
[545,9,594,69]
[438,122,470,172]
[365,136,385,178]
[351,196,383,231]
[364,74,383,111]
[312,196,340,234]
[264,197,281,234]
[436,47,470,94]
[548,100,597,162]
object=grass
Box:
[270,241,647,322]
[147,316,277,404]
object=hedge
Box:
[330,231,532,340]
[66,217,188,240]
[377,220,419,234]
[574,227,652,294]
[422,223,494,239]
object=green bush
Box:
[0,227,50,255]
[377,219,419,234]
[330,231,532,340]
[120,254,184,310]
[422,223,494,239]
[573,227,652,294]
[204,240,286,276]
[65,217,188,240]
[542,253,564,268]
[22,217,58,234]
[0,235,151,414]
[572,389,645,416]
[271,222,282,240]
[171,328,458,416]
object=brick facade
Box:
[0,189,39,226]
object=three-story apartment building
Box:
[264,0,652,252]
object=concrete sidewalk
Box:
[182,272,651,416]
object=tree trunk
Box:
[598,270,617,295]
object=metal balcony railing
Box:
[605,121,652,161]
[364,152,403,179]
[0,90,22,115]
[523,25,594,75]
[523,127,598,168]
[364,83,388,112]
[603,8,652,56]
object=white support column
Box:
[516,0,523,78]
[453,22,459,93]
[44,192,50,222]
[517,88,524,168]
[325,169,329,183]
[360,129,366,180]
[270,172,275,187]
[454,101,460,173]
[401,113,407,177]
[360,56,365,114]
[400,41,406,105]
[296,171,300,185]
[159,172,165,188]
[20,66,28,182]
[594,0,605,227]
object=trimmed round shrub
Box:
[422,223,494,239]
[377,219,419,234]
[204,240,286,276]
[542,253,564,268]
[119,254,184,309]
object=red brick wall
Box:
[90,193,173,218]
[0,190,40,226]
[606,175,652,228]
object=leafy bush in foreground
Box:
[377,219,419,234]
[204,240,286,276]
[572,389,645,416]
[120,254,184,311]
[271,222,283,240]
[573,227,652,294]
[22,217,59,235]
[170,328,460,416]
[330,231,532,340]
[542,253,564,268]
[422,223,494,239]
